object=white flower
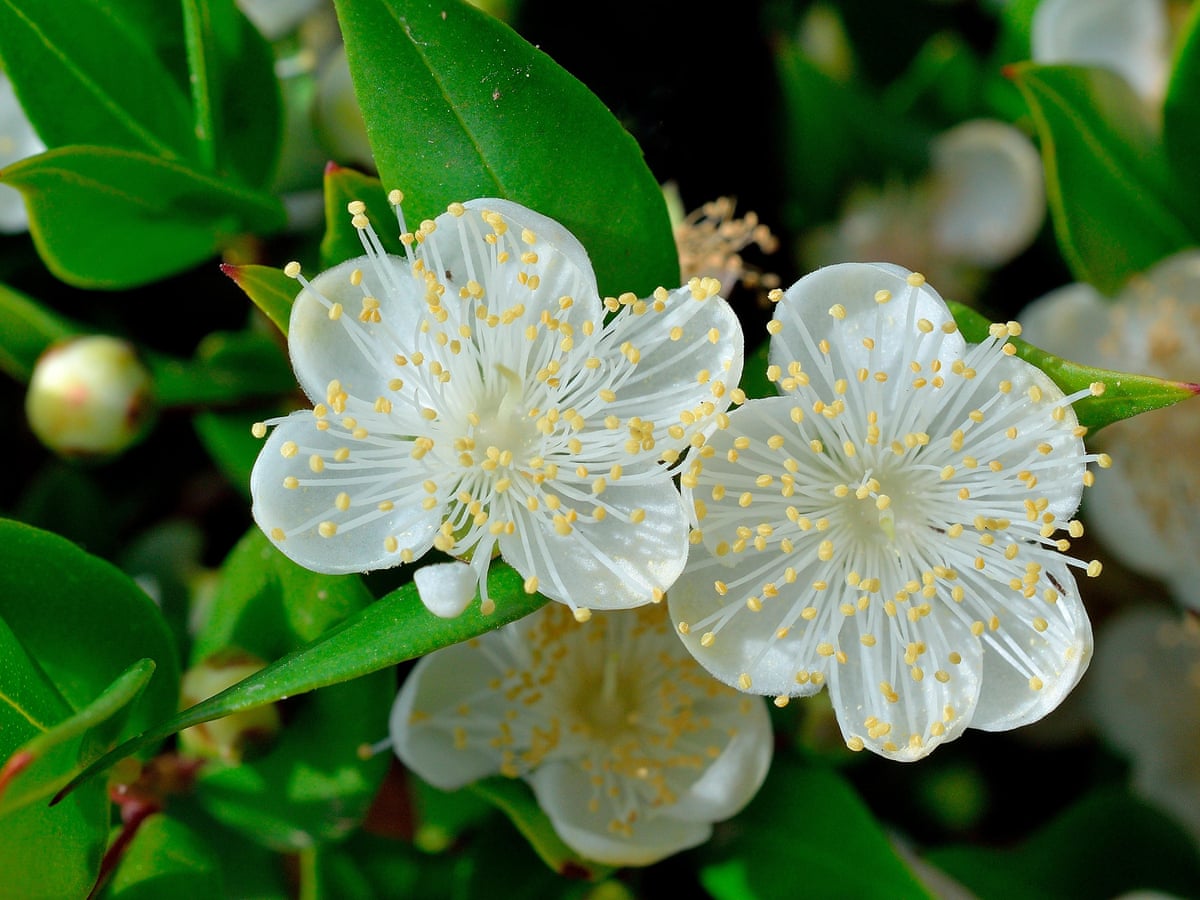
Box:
[1032,0,1169,107]
[1086,603,1200,842]
[0,72,45,234]
[668,262,1107,761]
[803,120,1044,302]
[250,195,743,618]
[389,602,773,866]
[1020,251,1200,610]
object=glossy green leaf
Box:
[1009,63,1193,295]
[0,281,77,381]
[332,0,678,297]
[0,0,195,160]
[0,778,108,899]
[926,788,1200,900]
[948,300,1200,433]
[699,756,932,900]
[0,519,180,746]
[185,529,390,848]
[148,330,294,408]
[59,544,547,803]
[181,0,282,185]
[319,164,399,270]
[0,659,154,816]
[470,777,614,881]
[222,263,297,336]
[1163,1,1200,226]
[2,145,285,289]
[103,812,224,900]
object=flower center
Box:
[470,364,538,464]
[574,651,642,738]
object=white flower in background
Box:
[251,196,743,618]
[669,262,1107,761]
[803,120,1045,302]
[237,0,324,41]
[0,71,45,234]
[1020,251,1200,611]
[1031,0,1169,107]
[1087,603,1200,842]
[390,602,773,866]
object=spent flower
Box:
[389,602,772,866]
[250,196,743,618]
[669,262,1107,760]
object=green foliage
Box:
[699,755,933,900]
[3,0,1200,895]
[332,0,679,297]
[927,788,1200,899]
[1009,63,1193,295]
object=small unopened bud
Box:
[25,335,155,458]
[178,651,281,764]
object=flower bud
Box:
[178,651,281,764]
[25,335,155,458]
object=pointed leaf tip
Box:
[0,752,34,802]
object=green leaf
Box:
[58,544,547,803]
[181,0,282,185]
[148,330,294,408]
[699,756,932,900]
[0,659,154,816]
[470,777,614,881]
[2,145,285,289]
[221,263,297,336]
[0,778,109,898]
[1162,0,1200,226]
[1008,63,1193,294]
[103,813,224,900]
[0,520,178,900]
[0,519,180,748]
[948,300,1200,433]
[332,0,678,297]
[0,281,77,381]
[319,164,399,270]
[184,529,391,848]
[0,0,195,160]
[926,787,1200,900]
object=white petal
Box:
[0,73,44,234]
[500,479,689,610]
[1087,605,1199,760]
[594,284,744,455]
[667,541,831,698]
[461,198,599,302]
[969,561,1093,731]
[770,262,966,398]
[389,638,513,790]
[929,119,1045,268]
[1031,0,1168,103]
[826,609,983,761]
[669,697,773,822]
[288,255,420,413]
[414,561,478,618]
[1018,281,1112,364]
[529,762,713,867]
[250,411,440,574]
